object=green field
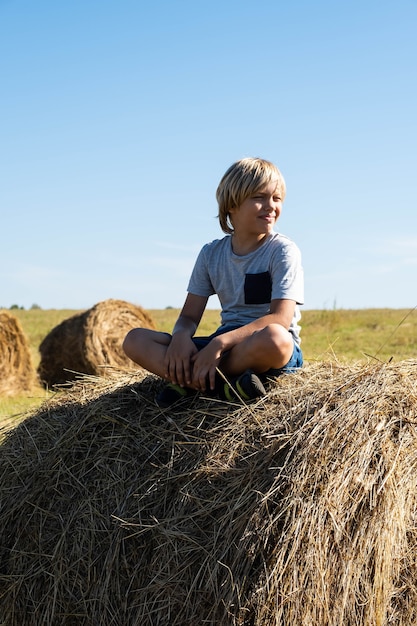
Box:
[1,307,416,422]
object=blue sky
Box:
[1,0,416,312]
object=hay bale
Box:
[37,298,156,387]
[1,360,417,625]
[0,310,34,396]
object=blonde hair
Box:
[216,157,286,234]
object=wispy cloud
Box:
[153,240,202,254]
[370,235,417,257]
[5,263,63,283]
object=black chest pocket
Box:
[244,272,272,304]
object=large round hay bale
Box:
[0,310,34,396]
[1,360,417,625]
[37,298,156,387]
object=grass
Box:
[301,307,417,363]
[1,306,416,422]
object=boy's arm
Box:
[164,293,208,387]
[216,299,296,349]
[191,299,296,390]
[172,293,208,336]
[266,298,296,329]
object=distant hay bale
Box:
[0,310,34,396]
[37,298,156,387]
[1,360,417,625]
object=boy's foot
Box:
[155,383,194,408]
[217,370,266,402]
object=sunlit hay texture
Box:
[0,310,34,396]
[37,298,155,387]
[1,360,417,626]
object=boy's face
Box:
[229,180,283,240]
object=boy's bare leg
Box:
[219,324,294,376]
[123,328,171,379]
[123,324,294,398]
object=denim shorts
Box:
[192,325,303,376]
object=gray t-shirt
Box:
[187,232,304,344]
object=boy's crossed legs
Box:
[123,324,303,406]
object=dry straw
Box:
[1,359,417,625]
[37,298,156,387]
[0,310,34,396]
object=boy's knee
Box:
[122,327,142,358]
[261,323,292,348]
[257,324,294,364]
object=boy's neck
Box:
[231,233,269,256]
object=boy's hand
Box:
[164,332,197,388]
[190,338,223,392]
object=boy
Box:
[123,157,304,407]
